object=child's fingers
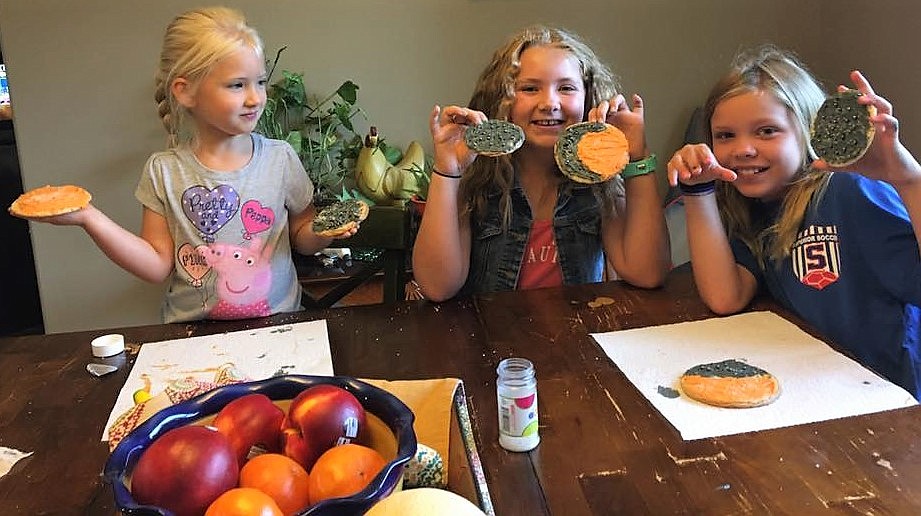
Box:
[587,101,609,123]
[871,112,899,136]
[430,105,442,135]
[667,151,702,185]
[713,166,738,182]
[668,145,735,186]
[628,94,644,117]
[850,70,876,96]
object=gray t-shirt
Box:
[135,133,312,323]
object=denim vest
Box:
[461,179,604,296]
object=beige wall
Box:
[0,0,918,332]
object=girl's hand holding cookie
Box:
[667,143,738,187]
[813,71,921,187]
[429,105,488,177]
[590,94,646,160]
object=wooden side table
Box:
[297,204,413,307]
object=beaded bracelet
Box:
[678,181,716,196]
[431,167,462,179]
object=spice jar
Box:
[496,357,540,452]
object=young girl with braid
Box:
[14,7,350,322]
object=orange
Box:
[205,487,283,516]
[308,443,388,503]
[239,453,311,516]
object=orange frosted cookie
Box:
[679,359,780,408]
[555,122,629,183]
[9,184,92,218]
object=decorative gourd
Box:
[355,127,427,205]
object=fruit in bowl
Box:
[130,425,239,516]
[282,384,367,471]
[213,392,286,464]
[105,375,416,516]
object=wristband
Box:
[431,167,462,179]
[621,154,657,179]
[678,181,716,196]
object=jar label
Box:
[498,392,538,438]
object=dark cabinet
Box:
[1,120,44,335]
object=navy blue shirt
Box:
[732,173,921,399]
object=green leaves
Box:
[273,71,308,107]
[256,50,366,204]
[336,80,359,105]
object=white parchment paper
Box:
[0,447,32,478]
[591,311,917,440]
[103,319,334,438]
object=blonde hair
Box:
[154,7,264,147]
[462,25,624,223]
[705,45,829,264]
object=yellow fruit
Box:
[133,389,152,404]
[365,488,486,516]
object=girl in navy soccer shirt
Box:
[667,45,921,399]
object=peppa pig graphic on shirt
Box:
[197,236,273,319]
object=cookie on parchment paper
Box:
[679,359,780,408]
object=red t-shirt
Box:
[517,220,563,290]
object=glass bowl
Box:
[104,374,417,515]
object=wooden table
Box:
[2,266,921,515]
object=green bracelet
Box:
[621,154,657,179]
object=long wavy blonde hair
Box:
[154,7,263,148]
[706,45,830,264]
[462,25,624,224]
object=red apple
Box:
[213,393,285,463]
[281,384,366,470]
[131,425,239,516]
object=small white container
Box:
[496,357,540,452]
[91,334,125,358]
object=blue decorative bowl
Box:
[104,375,417,515]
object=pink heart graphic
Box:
[240,200,274,239]
[177,243,211,286]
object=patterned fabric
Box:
[107,363,248,450]
[403,443,447,489]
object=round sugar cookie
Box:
[554,122,629,184]
[810,89,876,167]
[679,359,780,408]
[312,199,370,238]
[464,120,525,157]
[9,184,92,218]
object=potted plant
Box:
[407,161,431,217]
[255,48,367,205]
